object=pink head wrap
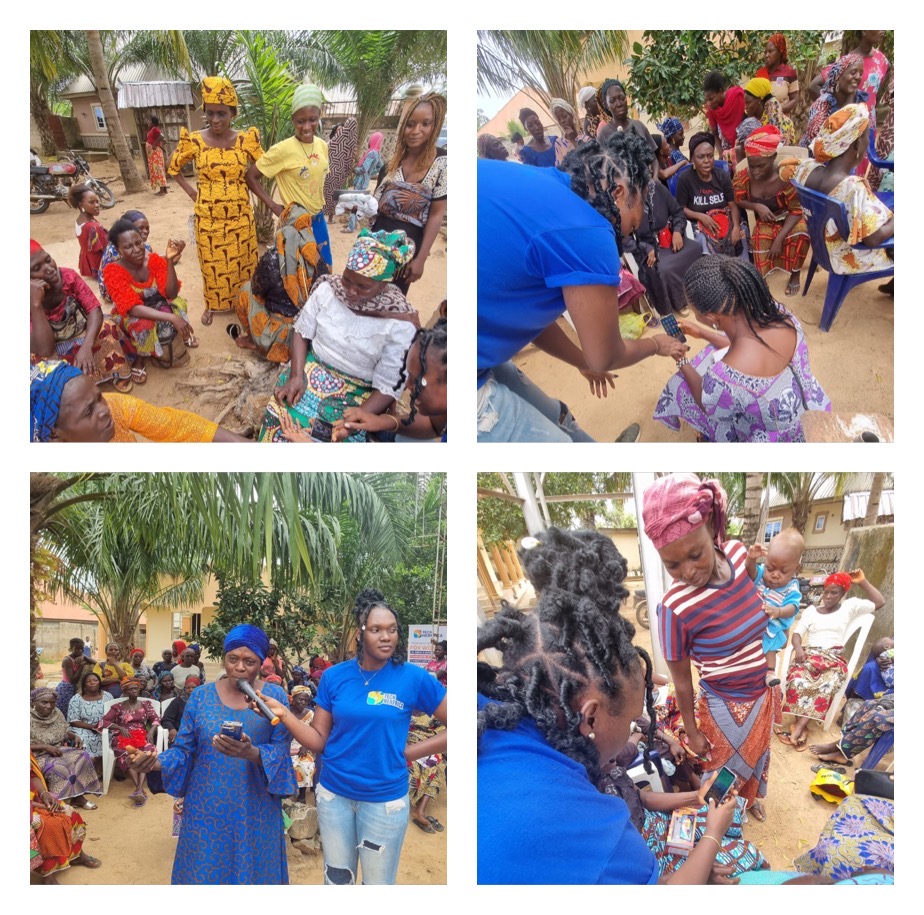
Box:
[824,572,853,593]
[368,132,383,153]
[642,474,728,550]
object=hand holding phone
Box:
[660,313,687,343]
[702,766,738,806]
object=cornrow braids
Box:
[352,588,407,666]
[684,256,793,348]
[400,317,447,425]
[477,528,657,782]
[558,132,653,253]
[386,92,447,180]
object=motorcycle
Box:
[30,149,116,214]
[629,588,650,629]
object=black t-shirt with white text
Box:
[675,166,734,215]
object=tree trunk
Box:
[30,87,58,157]
[85,30,146,194]
[739,473,765,545]
[862,473,885,527]
[791,497,811,535]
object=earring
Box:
[588,731,595,740]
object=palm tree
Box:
[477,30,629,108]
[862,473,886,527]
[740,473,767,546]
[770,473,851,535]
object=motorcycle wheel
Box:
[636,601,650,629]
[92,180,117,208]
[30,193,49,214]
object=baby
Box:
[746,528,805,688]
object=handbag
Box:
[854,768,893,800]
[809,768,854,803]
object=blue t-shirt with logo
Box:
[316,658,446,802]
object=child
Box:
[746,528,805,687]
[69,184,108,284]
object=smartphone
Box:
[660,313,687,343]
[220,720,243,741]
[703,766,737,805]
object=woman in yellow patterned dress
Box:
[168,77,277,326]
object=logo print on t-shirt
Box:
[366,691,404,709]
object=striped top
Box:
[658,540,768,701]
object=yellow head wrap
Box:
[744,77,773,99]
[201,76,238,108]
[812,103,870,163]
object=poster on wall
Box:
[408,624,448,668]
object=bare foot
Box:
[201,309,213,326]
[73,851,102,868]
[235,335,258,351]
[810,747,850,766]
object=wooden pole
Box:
[491,544,512,589]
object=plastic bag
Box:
[619,313,647,340]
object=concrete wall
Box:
[767,496,856,552]
[144,575,222,662]
[70,97,138,149]
[839,524,894,649]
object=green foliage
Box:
[507,119,525,137]
[628,30,825,124]
[477,473,527,546]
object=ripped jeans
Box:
[316,783,410,885]
[477,362,596,442]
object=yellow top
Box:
[256,135,330,215]
[104,394,219,443]
[92,661,134,680]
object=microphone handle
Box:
[254,695,280,726]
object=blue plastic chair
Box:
[667,159,728,196]
[861,728,894,770]
[790,179,893,332]
[867,128,894,210]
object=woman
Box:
[160,675,201,746]
[128,624,296,884]
[98,677,160,805]
[246,83,332,269]
[755,33,800,114]
[785,104,893,277]
[478,527,739,883]
[169,77,270,325]
[30,756,101,883]
[169,648,201,686]
[516,107,556,167]
[30,241,133,391]
[348,130,385,232]
[549,98,590,164]
[260,640,285,680]
[30,688,102,808]
[324,116,358,225]
[654,258,830,442]
[54,638,88,715]
[232,203,329,362]
[809,692,893,767]
[69,184,108,283]
[578,85,602,138]
[146,115,168,195]
[337,317,448,442]
[254,590,448,885]
[172,639,187,665]
[153,670,178,703]
[641,475,777,822]
[153,648,175,679]
[407,712,446,833]
[477,134,685,443]
[809,31,889,114]
[703,71,745,162]
[189,643,207,683]
[129,649,156,695]
[103,218,196,368]
[425,640,447,680]
[800,55,873,154]
[98,209,153,305]
[675,133,743,257]
[733,125,809,296]
[29,360,250,443]
[66,667,112,760]
[622,180,701,315]
[743,77,795,145]
[655,118,688,180]
[288,684,317,799]
[597,79,659,179]
[778,570,884,749]
[92,641,134,698]
[476,134,509,161]
[373,92,447,293]
[263,229,419,443]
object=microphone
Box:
[235,678,280,725]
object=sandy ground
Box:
[30,157,447,424]
[512,267,893,442]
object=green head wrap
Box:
[292,83,325,115]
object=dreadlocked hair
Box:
[684,256,793,348]
[477,528,658,782]
[352,588,407,666]
[397,317,447,424]
[558,132,653,252]
[386,92,447,179]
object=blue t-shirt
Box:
[316,659,446,802]
[519,140,558,167]
[477,160,621,387]
[477,695,659,885]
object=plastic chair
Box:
[156,697,175,753]
[100,696,129,794]
[779,611,875,733]
[867,128,893,173]
[627,748,665,793]
[790,179,893,332]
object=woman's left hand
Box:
[768,238,783,261]
[646,248,657,268]
[212,732,258,761]
[73,344,95,376]
[66,731,83,749]
[579,368,616,398]
[405,255,426,284]
[671,231,684,252]
[39,790,62,813]
[165,239,186,262]
[849,568,866,584]
[731,225,743,245]
[279,410,316,443]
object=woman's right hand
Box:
[275,373,306,408]
[38,790,62,812]
[699,214,720,235]
[752,203,774,222]
[652,334,688,360]
[40,743,63,758]
[173,316,195,344]
[684,727,709,758]
[677,320,702,340]
[703,790,738,838]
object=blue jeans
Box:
[477,361,596,442]
[316,783,410,885]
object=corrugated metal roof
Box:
[768,473,889,508]
[118,81,195,109]
[843,490,895,522]
[60,64,178,99]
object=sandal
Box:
[75,853,102,868]
[749,801,767,822]
[201,309,213,326]
[811,763,847,775]
[226,323,241,341]
[412,818,435,833]
[130,364,147,384]
[775,731,794,747]
[184,333,200,349]
[112,376,133,394]
[426,816,444,832]
[794,735,809,752]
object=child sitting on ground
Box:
[746,527,805,687]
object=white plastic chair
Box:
[100,696,129,794]
[779,610,875,732]
[157,697,175,753]
[627,757,665,793]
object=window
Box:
[93,105,106,131]
[763,520,782,543]
[814,513,827,533]
[191,613,202,638]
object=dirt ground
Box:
[30,157,447,429]
[512,267,893,442]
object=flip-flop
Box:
[184,333,200,349]
[775,731,794,746]
[130,364,147,384]
[113,376,133,393]
[77,853,102,868]
[226,323,242,340]
[426,816,444,832]
[794,736,809,752]
[412,818,435,833]
[749,802,767,822]
[811,763,847,774]
[201,309,213,326]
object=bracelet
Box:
[390,414,400,432]
[651,337,660,357]
[676,357,690,368]
[699,834,721,850]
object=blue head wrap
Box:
[30,360,82,442]
[223,624,270,662]
[293,665,307,675]
[123,209,147,223]
[658,117,684,140]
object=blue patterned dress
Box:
[158,682,296,885]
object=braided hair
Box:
[386,93,447,179]
[478,528,657,782]
[558,132,653,251]
[352,588,407,666]
[684,256,793,347]
[398,317,447,425]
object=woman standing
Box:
[324,117,358,222]
[54,638,89,715]
[703,71,746,163]
[146,116,168,195]
[641,475,778,822]
[247,83,332,268]
[800,55,873,153]
[354,131,384,192]
[373,92,447,294]
[579,85,603,138]
[743,78,796,145]
[596,79,659,179]
[128,624,296,884]
[549,98,590,164]
[169,77,270,326]
[66,668,112,761]
[755,33,800,114]
[516,107,557,167]
[254,589,447,885]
